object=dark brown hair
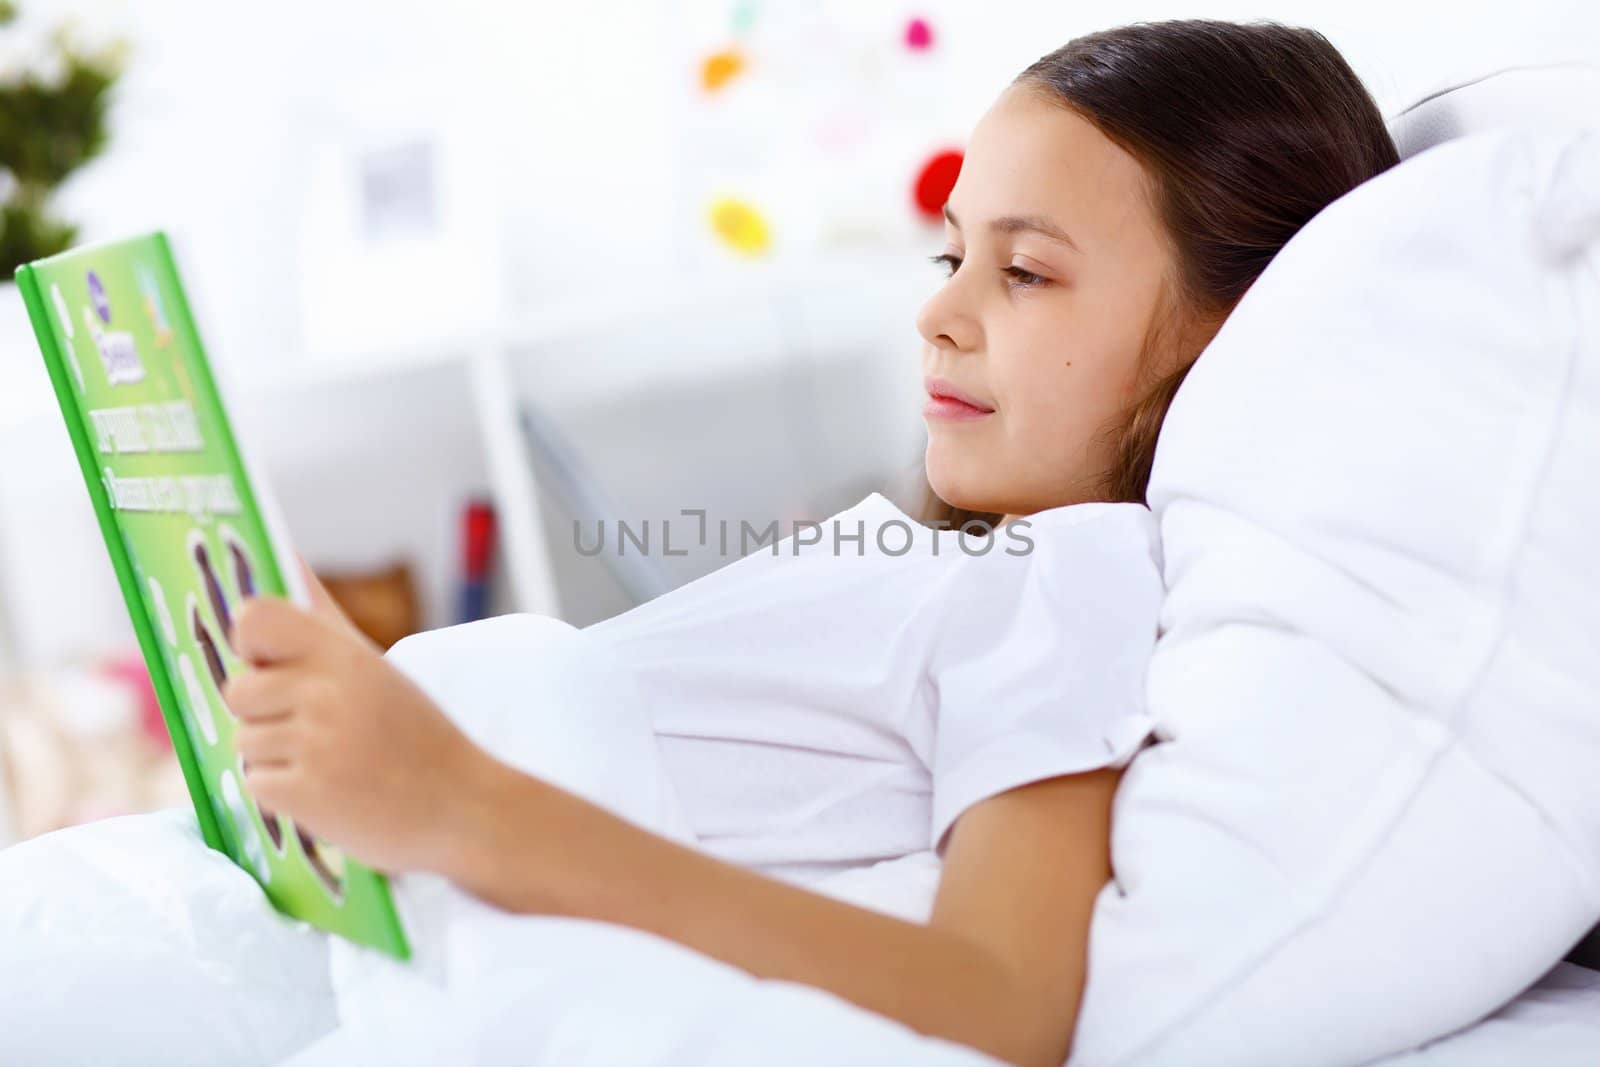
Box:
[918,18,1398,529]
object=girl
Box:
[211,19,1396,1067]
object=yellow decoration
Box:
[700,48,745,93]
[709,197,772,256]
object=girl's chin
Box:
[924,458,994,515]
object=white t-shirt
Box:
[582,491,1163,905]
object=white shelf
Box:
[234,248,929,399]
[0,252,930,661]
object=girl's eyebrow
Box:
[943,204,1081,253]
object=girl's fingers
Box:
[299,554,343,621]
[230,596,322,665]
[241,761,297,815]
[220,665,298,722]
[298,555,380,652]
[236,719,300,768]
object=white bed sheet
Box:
[281,944,1600,1067]
[2,805,1596,1067]
[1369,962,1600,1067]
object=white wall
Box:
[935,0,1600,127]
[45,0,1600,384]
[32,0,1600,367]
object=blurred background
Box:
[0,0,1595,843]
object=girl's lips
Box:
[923,395,995,421]
[923,375,995,421]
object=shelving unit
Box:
[0,251,932,669]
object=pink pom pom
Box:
[904,17,934,52]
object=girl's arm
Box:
[226,587,1119,1067]
[443,755,1120,1067]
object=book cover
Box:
[15,232,409,959]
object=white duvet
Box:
[1,784,1598,1065]
[1,610,1597,1066]
[0,612,1000,1067]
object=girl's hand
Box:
[223,567,485,875]
[291,553,371,648]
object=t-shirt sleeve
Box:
[926,504,1163,852]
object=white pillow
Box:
[1070,127,1600,1067]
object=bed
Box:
[1,60,1598,1067]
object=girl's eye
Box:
[929,252,962,278]
[1005,265,1047,288]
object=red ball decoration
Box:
[912,149,963,223]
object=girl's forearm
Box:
[428,753,1079,1067]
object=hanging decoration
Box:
[708,196,772,255]
[730,0,760,35]
[700,47,746,94]
[911,149,963,223]
[684,4,961,256]
[903,16,934,52]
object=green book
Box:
[15,232,409,960]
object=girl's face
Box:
[917,85,1178,519]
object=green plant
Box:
[0,4,125,276]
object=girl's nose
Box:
[915,274,981,354]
